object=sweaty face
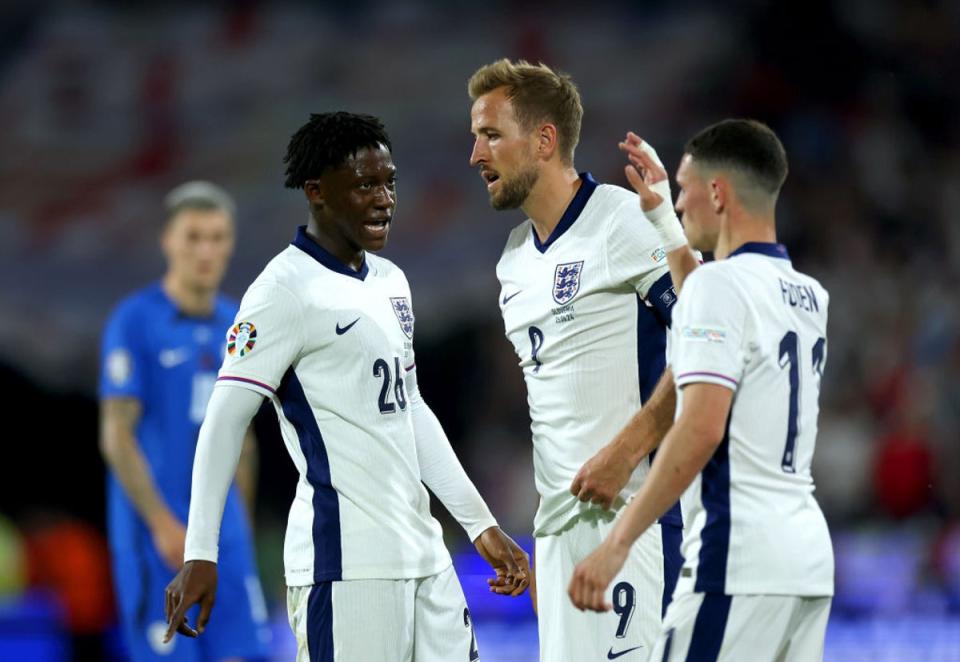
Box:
[314,144,397,257]
[469,87,540,210]
[162,209,235,292]
[674,154,720,253]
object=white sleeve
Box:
[183,383,264,563]
[405,366,498,542]
[669,268,748,392]
[217,281,304,397]
[604,197,672,299]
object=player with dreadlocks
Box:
[164,112,530,661]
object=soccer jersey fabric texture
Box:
[669,242,834,597]
[496,172,681,535]
[213,226,451,586]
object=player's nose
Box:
[372,183,395,208]
[469,138,487,167]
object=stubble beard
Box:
[490,165,540,211]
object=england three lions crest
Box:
[553,261,584,305]
[390,297,415,339]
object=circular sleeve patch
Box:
[226,321,257,357]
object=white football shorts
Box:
[649,591,831,661]
[536,510,682,662]
[287,563,479,661]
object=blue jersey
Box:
[99,282,249,554]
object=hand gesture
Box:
[150,510,187,572]
[619,132,669,212]
[570,441,634,510]
[163,559,218,643]
[567,540,629,612]
[474,527,531,597]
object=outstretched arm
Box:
[407,368,530,596]
[570,368,677,509]
[619,132,700,293]
[568,382,732,611]
[164,383,264,642]
[100,397,186,571]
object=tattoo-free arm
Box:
[570,369,677,509]
[568,382,733,611]
[99,397,185,570]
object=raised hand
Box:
[618,132,669,212]
[474,526,531,597]
[163,559,218,643]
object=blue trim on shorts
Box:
[278,368,342,582]
[687,594,731,661]
[660,523,684,616]
[307,583,334,662]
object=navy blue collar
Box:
[729,241,790,260]
[533,172,597,253]
[291,225,369,280]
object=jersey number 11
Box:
[778,331,826,473]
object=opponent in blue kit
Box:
[570,120,833,661]
[99,182,271,661]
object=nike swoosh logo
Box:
[607,646,642,659]
[335,318,360,335]
[158,348,189,368]
[502,290,521,305]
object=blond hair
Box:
[468,59,583,164]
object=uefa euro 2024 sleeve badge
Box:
[390,297,415,339]
[227,321,257,357]
[553,261,584,305]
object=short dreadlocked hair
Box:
[283,112,393,189]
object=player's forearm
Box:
[613,369,677,469]
[608,413,719,553]
[410,397,497,541]
[665,246,700,294]
[99,411,174,529]
[234,426,258,517]
[184,384,262,563]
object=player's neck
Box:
[715,212,777,260]
[522,166,581,244]
[162,274,217,317]
[306,219,365,272]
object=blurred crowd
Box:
[1,0,959,656]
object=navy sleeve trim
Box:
[645,271,677,328]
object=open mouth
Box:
[364,219,391,237]
[481,170,500,189]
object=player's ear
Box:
[304,179,325,209]
[537,123,558,160]
[710,177,726,214]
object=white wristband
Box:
[644,198,688,252]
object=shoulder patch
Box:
[106,349,132,386]
[227,321,257,356]
[680,326,727,343]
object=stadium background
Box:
[1,0,958,659]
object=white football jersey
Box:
[670,242,833,596]
[497,173,678,535]
[217,226,450,586]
